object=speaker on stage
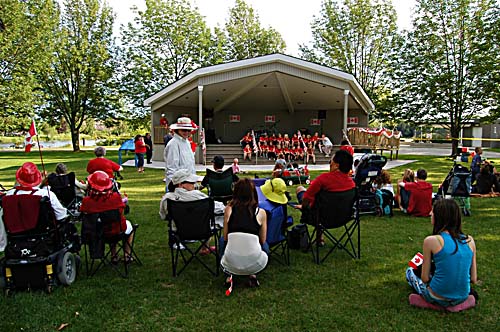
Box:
[318,110,326,119]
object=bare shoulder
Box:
[466,235,476,249]
[423,235,442,251]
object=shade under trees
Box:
[391,0,499,155]
[38,0,117,151]
[300,0,399,123]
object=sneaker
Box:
[171,243,186,250]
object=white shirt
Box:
[159,187,225,227]
[164,133,196,186]
[5,186,68,221]
[323,137,333,147]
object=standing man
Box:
[144,133,153,164]
[164,117,197,190]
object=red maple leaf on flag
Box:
[24,120,37,153]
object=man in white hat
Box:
[159,169,223,254]
[163,117,198,190]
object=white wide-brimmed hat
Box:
[170,117,198,130]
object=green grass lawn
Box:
[0,151,498,331]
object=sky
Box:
[109,0,416,56]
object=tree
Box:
[0,0,58,132]
[300,0,399,122]
[119,0,213,124]
[391,0,499,156]
[38,0,117,151]
[224,0,286,60]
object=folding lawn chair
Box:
[166,197,219,277]
[205,168,235,204]
[81,209,141,278]
[302,188,360,264]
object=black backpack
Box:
[288,223,309,251]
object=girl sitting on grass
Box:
[406,199,477,307]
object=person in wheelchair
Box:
[48,163,87,198]
[80,171,134,263]
[293,150,355,245]
[6,162,68,222]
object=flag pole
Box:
[33,123,47,178]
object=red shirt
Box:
[135,140,147,154]
[303,171,355,207]
[404,181,433,217]
[244,146,252,153]
[80,193,126,233]
[87,158,121,178]
[340,145,354,156]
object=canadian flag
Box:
[408,252,424,269]
[24,120,37,153]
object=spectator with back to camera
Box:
[405,199,477,307]
[87,146,123,179]
[398,168,433,217]
[221,178,268,288]
[80,171,134,263]
[163,117,197,191]
[293,150,355,245]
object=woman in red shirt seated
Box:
[80,171,134,262]
[240,132,253,149]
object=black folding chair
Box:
[81,210,141,278]
[166,197,219,277]
[302,189,360,264]
[205,168,235,204]
[47,172,81,219]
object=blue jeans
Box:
[405,267,467,307]
[136,153,144,168]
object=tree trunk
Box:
[71,129,80,152]
[450,128,460,157]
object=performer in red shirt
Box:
[240,132,253,149]
[243,144,252,161]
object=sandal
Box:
[199,246,216,256]
[125,256,134,264]
[111,255,119,265]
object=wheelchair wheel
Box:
[57,252,77,286]
[305,179,311,185]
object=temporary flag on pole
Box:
[251,130,259,154]
[200,128,206,164]
[24,120,37,152]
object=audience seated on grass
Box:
[405,199,477,310]
[473,164,500,194]
[200,155,239,204]
[160,169,224,255]
[221,178,268,291]
[398,169,433,217]
[395,169,415,210]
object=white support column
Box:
[343,90,350,132]
[198,85,204,132]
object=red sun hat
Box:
[88,171,113,192]
[16,162,42,187]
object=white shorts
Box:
[125,220,133,235]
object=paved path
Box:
[124,143,499,172]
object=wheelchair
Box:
[0,193,81,295]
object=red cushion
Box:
[2,195,41,233]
